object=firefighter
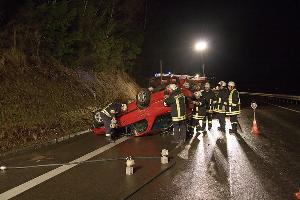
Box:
[201,82,216,132]
[164,84,187,146]
[214,81,229,133]
[226,81,241,134]
[189,91,206,136]
[100,102,128,141]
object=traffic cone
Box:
[251,119,259,135]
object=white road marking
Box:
[268,103,300,114]
[0,137,129,200]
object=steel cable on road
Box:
[2,158,127,170]
[1,156,167,170]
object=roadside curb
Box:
[0,129,91,158]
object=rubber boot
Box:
[108,129,116,142]
[195,125,201,134]
[187,126,194,138]
[218,127,225,133]
[208,122,212,131]
[202,123,206,133]
[229,124,237,134]
[202,130,207,136]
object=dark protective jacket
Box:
[201,89,216,113]
[101,102,122,118]
[214,88,229,113]
[191,95,206,120]
[226,89,241,115]
[164,88,186,122]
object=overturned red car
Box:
[91,74,207,137]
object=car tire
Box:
[93,110,104,128]
[136,88,151,109]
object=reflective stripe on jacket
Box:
[214,88,229,113]
[226,89,241,115]
[192,95,206,120]
[201,89,216,113]
[164,89,186,122]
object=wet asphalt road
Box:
[1,102,300,200]
[130,102,300,200]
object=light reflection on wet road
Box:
[1,104,299,200]
[227,131,271,200]
[131,106,300,200]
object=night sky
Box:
[142,0,300,94]
[1,0,299,94]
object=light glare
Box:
[195,41,207,51]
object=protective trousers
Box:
[216,113,226,131]
[189,118,202,134]
[100,113,114,136]
[173,120,186,142]
[229,115,238,132]
[204,112,213,130]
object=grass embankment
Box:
[0,54,139,154]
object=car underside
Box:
[91,74,207,137]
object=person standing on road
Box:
[189,91,206,136]
[201,82,216,132]
[100,102,127,141]
[164,84,187,146]
[226,81,241,134]
[214,81,229,133]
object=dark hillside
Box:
[0,0,145,153]
[0,61,139,153]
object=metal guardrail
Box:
[240,92,300,104]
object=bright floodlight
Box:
[195,41,207,51]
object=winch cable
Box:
[1,156,167,170]
[1,134,181,170]
[1,140,180,199]
[1,146,181,200]
[2,158,126,170]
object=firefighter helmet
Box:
[218,81,226,87]
[194,91,202,98]
[148,87,154,92]
[228,81,235,87]
[168,84,177,91]
[204,82,210,89]
[121,104,127,111]
[183,82,190,89]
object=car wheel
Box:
[136,88,151,109]
[93,110,104,128]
